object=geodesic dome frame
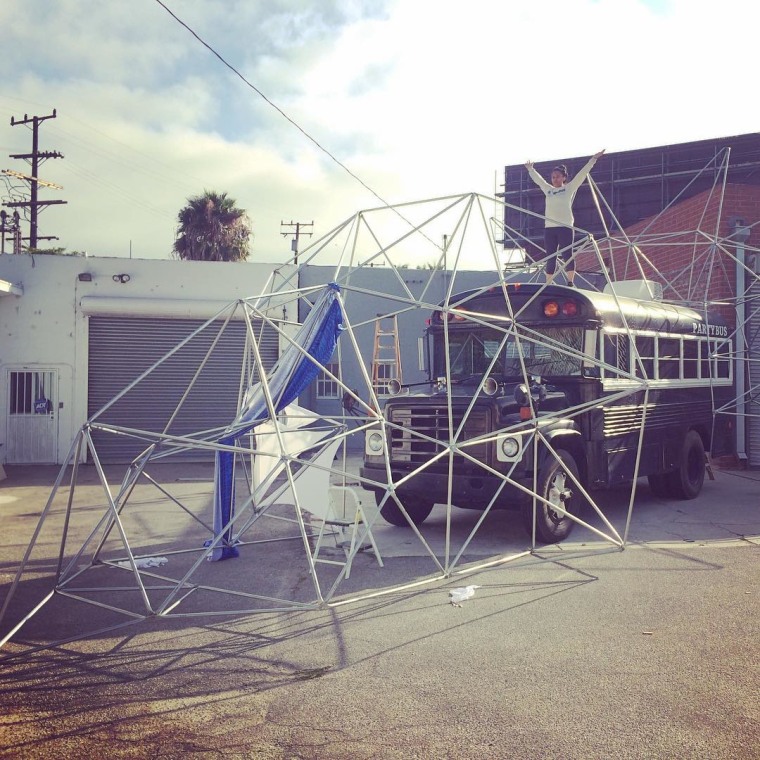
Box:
[3,151,759,652]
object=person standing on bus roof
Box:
[524,149,605,286]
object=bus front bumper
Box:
[359,463,534,510]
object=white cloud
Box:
[1,0,757,268]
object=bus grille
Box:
[388,406,489,470]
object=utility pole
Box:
[280,220,313,265]
[0,210,22,254]
[4,109,66,249]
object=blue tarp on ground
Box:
[209,283,344,560]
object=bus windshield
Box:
[433,326,585,383]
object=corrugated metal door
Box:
[88,316,278,463]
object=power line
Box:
[1,98,206,191]
[60,162,171,220]
[153,0,394,210]
[49,118,210,190]
[5,109,67,247]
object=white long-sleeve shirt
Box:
[527,155,598,228]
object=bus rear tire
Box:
[380,496,435,527]
[522,449,580,544]
[666,430,706,500]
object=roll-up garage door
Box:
[88,316,278,463]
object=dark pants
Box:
[544,227,575,275]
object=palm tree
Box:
[173,191,252,261]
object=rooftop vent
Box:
[603,279,663,301]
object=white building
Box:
[0,253,295,465]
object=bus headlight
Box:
[497,435,521,462]
[366,431,385,454]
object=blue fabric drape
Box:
[209,284,344,560]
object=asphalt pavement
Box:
[0,459,758,759]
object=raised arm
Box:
[525,160,551,191]
[567,149,606,191]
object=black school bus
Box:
[361,282,733,543]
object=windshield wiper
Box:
[450,374,481,385]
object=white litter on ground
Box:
[448,585,481,606]
[116,556,169,569]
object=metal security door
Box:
[6,369,58,463]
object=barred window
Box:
[9,370,55,415]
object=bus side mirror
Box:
[514,384,530,406]
[515,381,545,408]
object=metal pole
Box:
[733,221,751,463]
[30,116,39,248]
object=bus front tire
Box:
[523,449,580,544]
[379,496,435,527]
[666,430,706,500]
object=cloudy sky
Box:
[1,0,757,268]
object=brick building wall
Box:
[502,133,760,260]
[574,183,760,317]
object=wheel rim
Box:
[546,468,572,524]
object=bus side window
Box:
[700,340,711,379]
[714,340,731,379]
[683,338,699,379]
[602,334,629,377]
[616,335,630,373]
[657,337,680,380]
[634,336,654,379]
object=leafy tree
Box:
[417,259,445,270]
[27,247,84,256]
[173,191,252,261]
